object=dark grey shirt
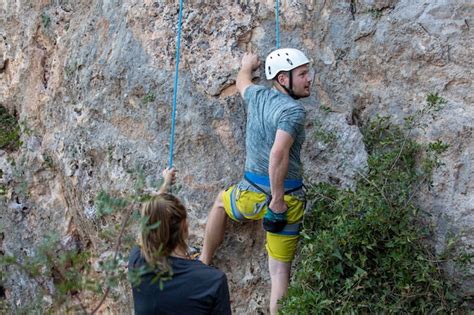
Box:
[128,246,231,315]
[243,84,306,180]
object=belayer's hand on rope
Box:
[152,167,177,195]
[162,167,176,188]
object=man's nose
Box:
[309,71,316,85]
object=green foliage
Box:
[367,7,383,19]
[426,92,447,110]
[140,215,161,238]
[0,233,94,312]
[141,92,156,104]
[127,261,171,291]
[320,105,332,113]
[19,119,34,136]
[314,129,337,146]
[428,139,449,154]
[95,191,129,217]
[313,118,337,147]
[42,154,55,169]
[0,105,22,151]
[5,155,30,198]
[107,145,115,162]
[0,160,173,312]
[404,93,446,130]
[41,13,51,28]
[281,95,469,314]
[0,167,5,196]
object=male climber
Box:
[201,48,312,314]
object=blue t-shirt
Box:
[243,85,306,180]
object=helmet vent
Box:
[268,66,271,75]
[286,58,293,65]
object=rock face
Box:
[0,0,472,313]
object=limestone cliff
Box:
[0,0,472,313]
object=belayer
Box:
[128,168,232,315]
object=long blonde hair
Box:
[139,193,188,271]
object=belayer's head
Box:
[265,48,312,99]
[139,193,188,270]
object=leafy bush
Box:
[281,96,469,313]
[0,106,21,151]
[0,165,158,313]
[1,234,96,313]
[41,13,51,28]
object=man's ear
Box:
[276,72,289,86]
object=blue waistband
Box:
[244,172,303,190]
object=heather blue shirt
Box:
[243,84,306,180]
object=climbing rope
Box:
[168,0,184,168]
[275,0,280,48]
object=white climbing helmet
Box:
[265,48,310,80]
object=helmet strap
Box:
[277,70,300,100]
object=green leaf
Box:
[332,249,343,261]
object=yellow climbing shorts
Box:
[222,185,305,263]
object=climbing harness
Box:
[243,172,304,196]
[168,0,184,168]
[228,172,304,235]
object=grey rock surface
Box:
[0,0,472,312]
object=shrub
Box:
[281,99,469,313]
[0,106,21,151]
[0,165,157,313]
